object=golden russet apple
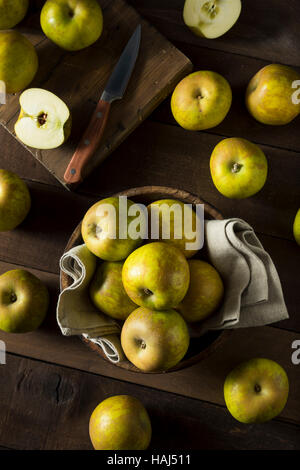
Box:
[122,242,190,310]
[0,30,38,94]
[178,259,224,323]
[246,64,300,125]
[82,197,143,261]
[0,169,31,232]
[224,358,289,423]
[41,0,103,51]
[121,307,190,372]
[0,269,49,333]
[210,137,268,199]
[89,395,152,450]
[89,261,137,320]
[171,71,232,130]
[0,0,29,29]
[147,199,201,258]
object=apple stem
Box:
[231,162,243,173]
[143,288,153,296]
[140,340,146,349]
[10,292,17,303]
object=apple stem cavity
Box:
[231,162,243,174]
[10,292,17,303]
[254,384,261,393]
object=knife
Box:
[64,24,142,185]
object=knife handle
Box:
[64,99,111,185]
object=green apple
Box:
[81,197,143,262]
[40,0,103,51]
[0,169,31,232]
[147,199,201,258]
[0,269,49,333]
[122,242,190,310]
[246,64,300,125]
[89,395,152,450]
[293,209,300,246]
[0,0,29,29]
[15,88,72,150]
[0,30,38,94]
[121,307,190,372]
[183,0,241,39]
[178,259,223,322]
[89,261,137,321]
[224,358,289,423]
[210,137,268,199]
[171,71,232,130]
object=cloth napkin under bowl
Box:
[57,219,288,362]
[190,218,288,336]
[57,244,124,363]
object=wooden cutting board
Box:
[0,0,192,190]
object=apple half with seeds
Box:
[183,0,242,39]
[15,88,71,150]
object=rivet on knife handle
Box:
[64,100,111,185]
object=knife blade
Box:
[64,24,142,186]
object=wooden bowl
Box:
[61,186,230,373]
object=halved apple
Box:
[15,88,71,150]
[183,0,242,39]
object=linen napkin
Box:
[190,218,289,336]
[57,244,124,363]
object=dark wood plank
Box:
[0,353,299,450]
[1,121,299,242]
[0,0,192,188]
[128,0,300,67]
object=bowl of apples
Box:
[61,186,230,373]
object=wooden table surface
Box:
[0,0,300,450]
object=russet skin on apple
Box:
[89,261,137,320]
[0,169,31,232]
[0,0,29,29]
[0,31,38,94]
[178,260,224,323]
[122,242,190,310]
[89,395,152,450]
[210,137,268,199]
[147,199,200,258]
[0,269,49,333]
[121,307,190,372]
[224,358,289,423]
[41,0,103,51]
[81,197,143,262]
[171,71,232,131]
[246,64,300,125]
